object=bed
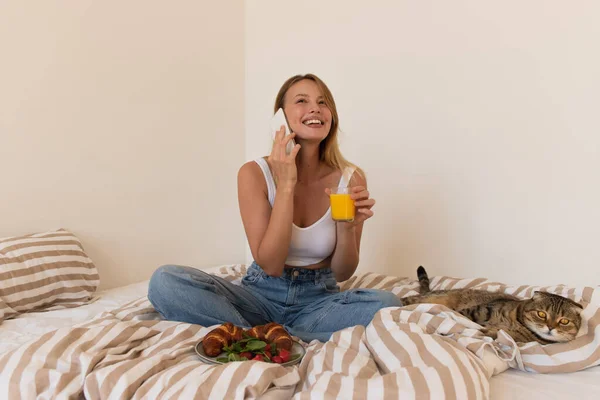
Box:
[0,279,149,355]
[1,231,600,399]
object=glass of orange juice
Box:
[329,187,355,222]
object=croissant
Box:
[244,325,266,341]
[264,322,293,351]
[246,322,293,351]
[202,322,244,357]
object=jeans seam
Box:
[239,286,275,320]
[306,300,338,333]
[228,304,251,327]
[205,273,265,326]
[191,276,253,326]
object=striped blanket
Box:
[1,265,599,399]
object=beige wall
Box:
[0,1,247,289]
[245,1,600,286]
[2,1,598,290]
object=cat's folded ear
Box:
[570,301,584,314]
[532,291,546,301]
[534,290,584,311]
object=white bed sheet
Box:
[0,279,150,355]
[490,364,600,399]
[490,366,600,400]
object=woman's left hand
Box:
[348,186,375,225]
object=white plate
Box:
[195,339,305,367]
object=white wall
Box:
[245,1,600,286]
[0,1,247,289]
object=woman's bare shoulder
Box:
[349,166,367,187]
[238,159,268,191]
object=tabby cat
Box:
[402,267,583,344]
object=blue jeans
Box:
[148,262,402,343]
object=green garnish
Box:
[244,340,267,351]
[209,336,300,364]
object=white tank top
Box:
[254,158,355,267]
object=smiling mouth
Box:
[302,118,324,126]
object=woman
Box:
[148,74,402,342]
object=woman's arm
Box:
[329,173,375,281]
[237,164,294,277]
[237,128,300,277]
[330,223,361,281]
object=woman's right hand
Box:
[268,125,301,190]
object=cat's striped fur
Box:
[402,267,583,344]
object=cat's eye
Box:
[559,318,570,325]
[537,311,547,319]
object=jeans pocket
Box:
[321,276,340,293]
[242,264,268,285]
[242,273,260,285]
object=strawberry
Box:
[252,354,264,362]
[240,352,252,360]
[265,344,271,352]
[264,351,272,360]
[272,355,283,364]
[278,348,290,363]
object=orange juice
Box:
[330,193,355,222]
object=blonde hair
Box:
[274,74,363,178]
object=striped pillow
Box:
[0,228,100,322]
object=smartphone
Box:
[270,108,295,155]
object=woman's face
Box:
[283,79,332,142]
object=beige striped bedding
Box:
[0,229,100,323]
[0,265,598,399]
